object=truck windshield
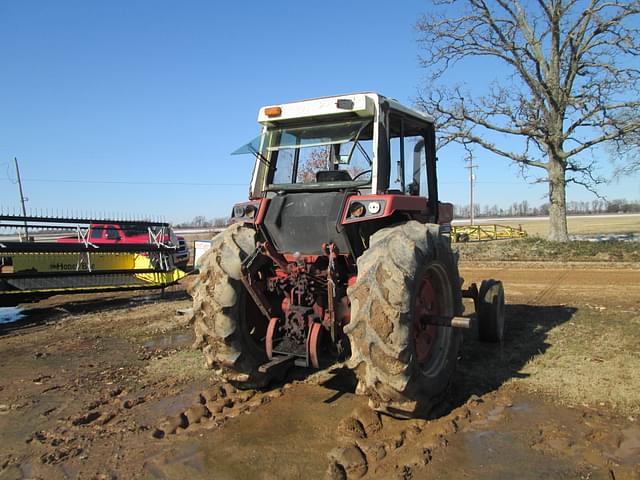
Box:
[233,119,373,187]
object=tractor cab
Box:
[231,93,445,258]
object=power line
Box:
[440,180,521,185]
[0,177,533,186]
[12,178,246,186]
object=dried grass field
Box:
[469,213,640,237]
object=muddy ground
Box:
[1,262,639,479]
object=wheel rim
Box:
[306,322,322,368]
[413,273,440,364]
[412,262,455,376]
[265,317,280,359]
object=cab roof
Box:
[258,92,434,126]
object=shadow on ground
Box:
[446,303,577,411]
[306,303,577,419]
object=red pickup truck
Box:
[57,223,189,269]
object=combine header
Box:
[0,213,186,307]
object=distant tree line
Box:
[453,198,640,219]
[174,198,639,226]
[175,216,229,228]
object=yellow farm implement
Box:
[451,224,527,242]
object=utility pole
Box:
[14,157,29,241]
[464,155,478,225]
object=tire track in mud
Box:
[11,380,283,476]
[151,383,284,439]
[325,392,640,480]
[528,270,570,306]
[326,397,483,479]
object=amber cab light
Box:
[264,106,282,117]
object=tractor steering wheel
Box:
[352,169,372,181]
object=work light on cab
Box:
[264,106,282,117]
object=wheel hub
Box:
[413,272,440,364]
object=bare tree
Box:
[297,148,330,183]
[416,0,640,241]
[192,215,208,228]
[613,124,640,176]
[297,147,366,183]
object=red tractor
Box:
[190,93,505,418]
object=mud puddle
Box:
[138,374,639,480]
[425,399,640,479]
[0,307,24,325]
[431,428,578,479]
[324,390,640,479]
[145,383,205,420]
[143,382,364,479]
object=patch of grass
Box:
[146,349,209,382]
[457,304,640,415]
[456,237,640,262]
[122,302,192,342]
[516,309,640,414]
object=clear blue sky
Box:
[1,1,637,223]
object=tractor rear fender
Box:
[438,202,454,225]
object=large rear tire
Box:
[345,221,463,418]
[188,223,269,388]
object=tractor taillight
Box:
[348,202,366,218]
[231,201,261,223]
[245,204,257,219]
[367,202,381,214]
[233,205,246,217]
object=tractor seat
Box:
[316,170,352,182]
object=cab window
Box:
[105,226,121,240]
[90,227,104,240]
[389,114,428,196]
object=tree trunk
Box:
[547,159,569,242]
